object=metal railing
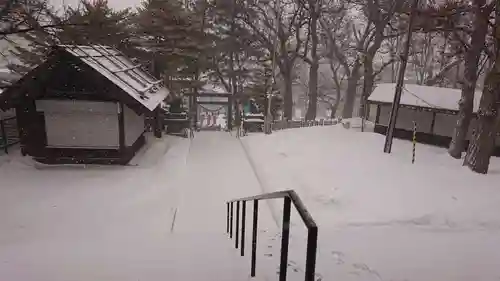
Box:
[226,190,318,281]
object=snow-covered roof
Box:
[60,45,169,111]
[368,83,483,112]
[0,68,21,85]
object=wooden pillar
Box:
[192,95,198,130]
[15,105,27,156]
[227,96,233,131]
[430,112,437,134]
[375,105,381,124]
[193,89,199,127]
[153,106,162,139]
[118,102,125,152]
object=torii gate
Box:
[185,90,233,131]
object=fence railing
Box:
[0,116,19,154]
[226,190,318,281]
[271,118,340,131]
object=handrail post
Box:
[304,227,318,281]
[235,201,240,249]
[279,196,291,281]
[230,202,234,238]
[226,202,230,234]
[241,201,246,256]
[228,191,318,281]
[251,200,259,277]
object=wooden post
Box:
[118,102,126,152]
[412,121,417,164]
[375,105,381,124]
[227,95,233,131]
[430,112,437,134]
[154,106,162,139]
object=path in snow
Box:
[0,133,279,281]
[168,131,279,281]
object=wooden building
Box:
[366,83,500,155]
[0,45,169,164]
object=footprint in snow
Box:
[331,251,345,265]
[352,263,382,280]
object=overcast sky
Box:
[49,0,142,12]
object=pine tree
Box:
[244,65,283,119]
[4,0,135,76]
[205,0,271,118]
[4,0,57,76]
[55,0,134,49]
[134,0,209,94]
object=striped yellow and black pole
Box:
[412,121,417,164]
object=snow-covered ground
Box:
[0,133,278,281]
[242,125,500,281]
[2,127,500,281]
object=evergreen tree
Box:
[4,0,57,76]
[4,0,135,76]
[243,62,282,118]
[55,0,135,51]
[134,0,209,94]
[205,0,272,122]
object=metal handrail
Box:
[226,190,318,281]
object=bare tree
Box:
[358,0,406,119]
[320,0,403,119]
[238,0,308,120]
[320,3,362,119]
[448,0,494,158]
[463,0,499,174]
[321,63,345,118]
[298,0,320,120]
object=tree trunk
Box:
[330,90,341,119]
[234,88,241,126]
[305,69,318,120]
[359,55,374,117]
[391,40,397,83]
[341,61,361,118]
[305,1,319,121]
[463,2,500,174]
[463,71,500,174]
[448,0,488,159]
[282,69,294,120]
